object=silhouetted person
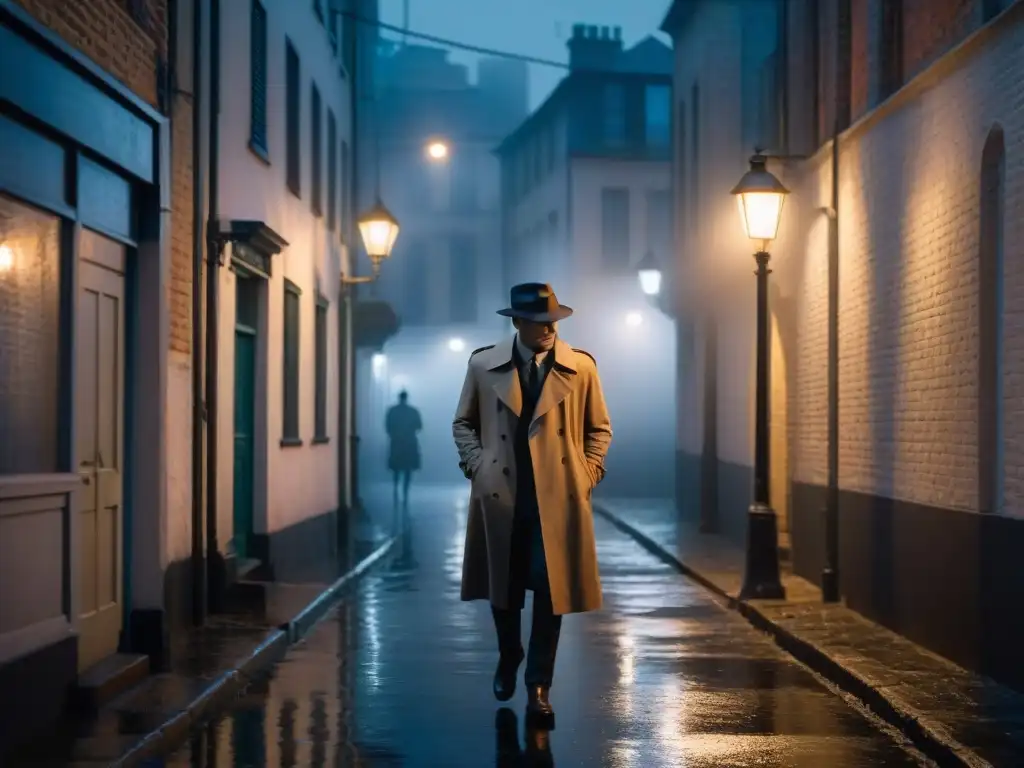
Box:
[453,283,612,725]
[386,390,421,506]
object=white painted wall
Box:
[208,0,350,548]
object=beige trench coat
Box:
[452,336,612,615]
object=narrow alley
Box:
[158,486,929,767]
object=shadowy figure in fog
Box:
[386,390,422,507]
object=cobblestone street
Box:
[159,486,930,767]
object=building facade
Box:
[664,0,1024,690]
[209,0,355,580]
[0,0,177,748]
[496,25,677,497]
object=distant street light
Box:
[372,353,387,380]
[448,337,466,352]
[731,151,789,601]
[0,243,12,272]
[636,250,662,296]
[625,311,643,328]
[426,140,450,161]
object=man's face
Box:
[515,318,557,352]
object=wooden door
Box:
[233,328,256,558]
[75,232,126,672]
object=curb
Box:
[112,535,397,768]
[593,504,988,768]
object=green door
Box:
[233,328,256,558]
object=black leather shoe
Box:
[494,647,524,701]
[526,685,555,725]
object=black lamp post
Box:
[731,152,789,601]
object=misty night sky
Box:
[378,0,672,108]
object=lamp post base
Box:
[739,502,786,601]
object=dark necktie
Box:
[529,359,541,400]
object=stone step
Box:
[74,652,150,711]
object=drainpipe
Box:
[821,0,850,604]
[189,0,207,626]
[205,0,225,612]
[348,14,362,513]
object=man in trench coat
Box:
[452,282,612,722]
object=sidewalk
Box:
[5,509,395,768]
[595,498,1024,768]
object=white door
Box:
[75,231,126,672]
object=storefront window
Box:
[0,195,61,474]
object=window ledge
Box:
[312,435,330,445]
[249,139,270,166]
[280,437,304,448]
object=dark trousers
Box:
[491,507,562,688]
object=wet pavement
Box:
[158,485,929,767]
[596,498,1024,767]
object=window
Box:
[403,241,429,324]
[600,187,630,269]
[285,40,301,197]
[879,0,903,100]
[978,126,1005,513]
[690,83,700,233]
[340,140,350,242]
[327,110,337,231]
[644,85,671,148]
[249,0,268,156]
[675,99,686,234]
[314,294,329,441]
[646,189,672,260]
[311,83,323,216]
[282,280,301,444]
[0,195,61,474]
[451,154,477,213]
[604,82,627,147]
[449,235,478,323]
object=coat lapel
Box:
[531,339,578,426]
[483,337,522,417]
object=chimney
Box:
[567,20,624,71]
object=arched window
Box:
[978,125,1005,514]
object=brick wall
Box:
[788,8,1024,514]
[13,0,194,357]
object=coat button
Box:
[503,467,510,476]
[493,458,498,463]
[492,492,500,499]
[501,434,507,441]
[558,428,564,436]
[561,457,567,464]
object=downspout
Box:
[822,0,850,604]
[348,14,362,513]
[190,0,207,626]
[205,0,224,611]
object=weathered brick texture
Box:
[13,0,193,357]
[789,10,1024,514]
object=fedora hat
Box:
[496,282,573,322]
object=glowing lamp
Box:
[357,199,401,263]
[448,337,466,352]
[731,153,789,245]
[636,250,662,296]
[426,141,449,161]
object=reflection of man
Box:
[385,390,422,506]
[453,282,612,724]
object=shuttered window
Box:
[249,0,268,155]
[600,187,630,269]
[311,83,322,216]
[282,280,301,444]
[286,40,301,197]
[327,110,337,231]
[314,295,329,441]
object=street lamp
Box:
[345,198,401,285]
[426,140,449,161]
[448,337,466,352]
[636,250,662,296]
[731,151,789,601]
